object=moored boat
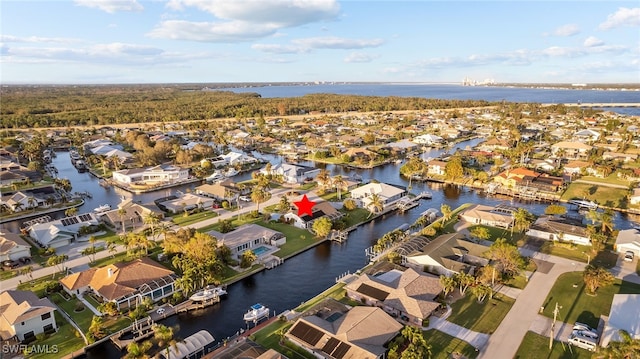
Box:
[243,303,269,322]
[188,285,225,302]
[93,204,112,213]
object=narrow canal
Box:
[7,141,635,358]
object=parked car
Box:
[568,332,597,351]
[2,260,20,269]
[239,196,250,202]
[573,322,597,333]
[624,251,635,262]
[19,257,31,264]
[574,329,598,340]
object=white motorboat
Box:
[212,286,228,297]
[93,204,112,213]
[243,303,269,322]
[189,287,218,302]
[224,168,239,177]
[205,171,225,182]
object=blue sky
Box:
[1,1,639,84]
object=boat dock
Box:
[110,317,155,350]
[175,297,221,313]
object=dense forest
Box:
[0,85,493,129]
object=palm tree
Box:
[599,329,640,359]
[439,275,456,297]
[65,206,78,218]
[152,324,177,359]
[583,265,614,295]
[143,212,160,241]
[118,207,127,235]
[251,185,270,214]
[440,204,452,223]
[88,236,98,263]
[315,169,330,189]
[27,196,37,212]
[332,175,347,200]
[512,208,534,234]
[13,202,24,213]
[47,254,69,278]
[125,340,152,359]
[471,284,493,303]
[600,209,615,235]
[366,193,384,218]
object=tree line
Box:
[0,85,493,129]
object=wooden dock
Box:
[328,230,348,243]
[175,297,221,313]
[111,317,155,350]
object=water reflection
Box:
[443,184,462,199]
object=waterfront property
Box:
[401,233,490,276]
[0,290,57,342]
[350,182,407,211]
[100,199,164,232]
[493,167,563,192]
[260,162,320,185]
[195,179,247,202]
[458,203,516,229]
[29,213,100,248]
[111,164,190,186]
[526,216,590,246]
[157,193,215,214]
[286,300,402,359]
[59,257,178,310]
[284,200,344,230]
[208,223,285,260]
[0,232,31,261]
[344,267,442,326]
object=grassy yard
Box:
[467,225,526,244]
[29,312,84,359]
[341,208,371,228]
[256,220,320,258]
[17,273,65,298]
[50,292,93,332]
[447,293,515,334]
[514,331,591,359]
[171,211,218,226]
[295,283,346,312]
[538,241,618,268]
[0,269,17,280]
[441,203,473,233]
[561,183,630,208]
[578,175,632,187]
[196,215,260,233]
[423,329,479,359]
[89,251,135,268]
[541,272,640,329]
[319,190,350,202]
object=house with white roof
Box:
[572,129,600,142]
[112,164,189,186]
[551,141,593,160]
[207,224,285,260]
[157,193,215,214]
[260,162,320,184]
[29,213,100,248]
[601,294,640,348]
[615,229,640,257]
[0,290,58,342]
[413,134,444,145]
[526,216,590,246]
[221,151,258,166]
[350,182,407,211]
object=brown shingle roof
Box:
[0,290,56,339]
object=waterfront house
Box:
[260,163,320,185]
[60,257,178,309]
[614,229,640,257]
[551,141,593,160]
[195,179,246,202]
[286,303,402,359]
[459,204,516,228]
[0,232,31,262]
[157,193,214,214]
[385,139,419,154]
[344,268,442,325]
[413,134,444,146]
[29,213,100,248]
[427,160,447,176]
[402,233,490,276]
[112,164,189,186]
[207,223,285,259]
[601,294,640,348]
[526,216,590,246]
[0,290,57,342]
[2,191,45,212]
[563,160,591,177]
[350,182,407,211]
[342,147,376,163]
[493,168,563,192]
[284,201,344,230]
[221,151,258,166]
[100,199,164,232]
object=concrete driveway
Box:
[610,253,640,285]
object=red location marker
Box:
[293,194,316,217]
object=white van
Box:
[568,332,597,351]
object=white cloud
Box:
[292,37,383,49]
[156,0,340,42]
[344,52,378,63]
[148,20,280,42]
[74,0,143,13]
[583,36,604,47]
[0,35,81,44]
[166,0,339,27]
[251,44,308,54]
[599,7,640,30]
[553,24,580,37]
[542,46,584,58]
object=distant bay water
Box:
[217,83,640,115]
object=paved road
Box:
[479,247,587,359]
[428,307,490,349]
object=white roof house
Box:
[29,213,99,248]
[221,151,258,165]
[112,164,189,185]
[260,163,320,184]
[615,229,640,257]
[601,294,640,348]
[157,193,215,214]
[350,182,406,210]
[413,134,444,145]
[0,232,31,262]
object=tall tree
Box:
[251,185,270,214]
[583,265,614,295]
[312,217,333,238]
[439,275,456,297]
[332,175,347,200]
[118,207,128,235]
[444,156,464,181]
[367,193,384,218]
[152,324,177,359]
[440,204,452,223]
[485,238,525,278]
[512,208,534,234]
[125,340,152,359]
[598,329,640,359]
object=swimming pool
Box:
[252,246,270,256]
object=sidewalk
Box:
[427,306,490,349]
[529,315,575,342]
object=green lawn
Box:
[441,203,473,233]
[171,211,218,226]
[578,175,632,187]
[50,292,93,332]
[447,293,515,334]
[256,221,319,258]
[467,225,526,244]
[295,283,346,312]
[29,312,84,359]
[341,208,371,228]
[514,331,591,359]
[541,272,640,328]
[0,269,17,280]
[538,242,618,268]
[561,183,630,208]
[89,251,135,268]
[423,329,479,359]
[17,273,65,298]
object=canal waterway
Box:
[4,137,634,358]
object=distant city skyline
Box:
[1,1,639,84]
